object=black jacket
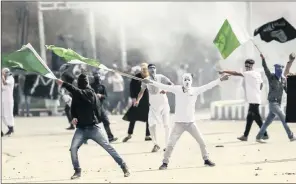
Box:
[90,82,107,104]
[62,82,101,128]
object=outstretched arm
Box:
[193,78,221,95]
[220,70,243,77]
[147,80,179,94]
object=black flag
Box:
[286,75,296,123]
[254,17,296,43]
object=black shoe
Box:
[145,137,152,141]
[121,164,130,177]
[262,135,269,140]
[109,137,118,143]
[159,163,168,170]
[151,145,160,152]
[5,127,14,136]
[237,135,248,141]
[122,136,131,143]
[71,168,81,180]
[204,159,216,167]
[1,131,3,137]
[66,125,75,130]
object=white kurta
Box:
[142,74,172,147]
[1,75,15,127]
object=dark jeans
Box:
[65,105,72,123]
[244,104,268,137]
[70,125,125,170]
[127,121,150,136]
[101,108,114,139]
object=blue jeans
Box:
[70,125,125,170]
[256,102,294,140]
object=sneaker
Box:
[109,137,118,143]
[66,125,75,130]
[5,127,14,136]
[145,137,152,141]
[290,137,296,142]
[151,145,160,152]
[256,139,266,143]
[71,168,81,180]
[122,135,131,143]
[159,163,168,170]
[204,159,216,167]
[237,135,248,141]
[121,164,130,177]
[262,135,269,140]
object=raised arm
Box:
[193,78,221,95]
[260,54,272,79]
[284,53,295,77]
[219,70,243,77]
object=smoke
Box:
[87,2,296,101]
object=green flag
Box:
[213,19,250,59]
[46,45,108,70]
[2,43,56,79]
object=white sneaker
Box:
[256,139,266,143]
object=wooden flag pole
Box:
[250,39,262,55]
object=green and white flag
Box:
[213,19,250,59]
[46,45,109,70]
[1,43,56,79]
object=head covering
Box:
[182,73,193,89]
[274,64,284,78]
[77,74,89,89]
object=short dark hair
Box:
[245,59,255,65]
[148,64,156,68]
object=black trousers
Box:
[101,109,114,140]
[244,104,268,137]
[65,105,72,124]
[127,121,150,136]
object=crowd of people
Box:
[2,51,295,179]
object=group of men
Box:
[220,52,296,142]
[2,51,296,179]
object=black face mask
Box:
[77,74,89,89]
[94,75,101,84]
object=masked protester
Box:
[1,68,15,136]
[122,63,152,142]
[91,72,118,143]
[142,72,229,170]
[219,59,268,141]
[255,54,296,143]
[56,74,130,179]
[134,64,173,152]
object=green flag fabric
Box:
[213,19,249,59]
[2,43,56,79]
[46,45,108,70]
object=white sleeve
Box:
[2,76,14,90]
[141,82,148,90]
[149,81,179,94]
[160,75,172,84]
[193,78,221,95]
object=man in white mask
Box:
[134,64,173,152]
[142,72,229,169]
[1,68,15,136]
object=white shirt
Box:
[150,78,221,123]
[62,94,72,106]
[108,73,124,92]
[242,70,263,104]
[1,75,15,103]
[141,74,171,109]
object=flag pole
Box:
[250,39,262,54]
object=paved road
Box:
[1,115,296,183]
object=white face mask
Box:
[182,73,193,89]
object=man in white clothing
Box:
[108,69,125,114]
[1,68,15,136]
[142,73,229,169]
[134,64,173,152]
